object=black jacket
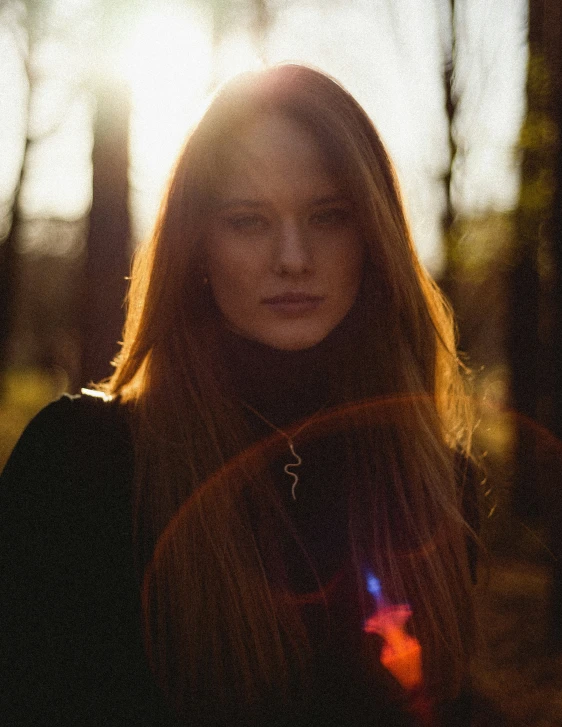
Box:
[0,393,477,726]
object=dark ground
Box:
[472,549,562,725]
[469,436,562,726]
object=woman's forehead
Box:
[212,113,342,197]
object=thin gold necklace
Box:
[241,400,327,501]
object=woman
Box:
[1,65,479,726]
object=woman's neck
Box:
[216,310,357,428]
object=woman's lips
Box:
[262,293,324,316]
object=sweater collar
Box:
[216,308,357,429]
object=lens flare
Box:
[363,569,422,692]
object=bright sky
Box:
[0,0,528,273]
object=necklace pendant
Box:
[284,440,303,500]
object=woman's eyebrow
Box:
[215,199,266,211]
[214,194,350,211]
[310,194,350,206]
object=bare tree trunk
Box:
[250,0,270,62]
[509,0,544,526]
[437,0,459,318]
[443,0,456,253]
[0,0,29,395]
[541,0,562,647]
[510,0,562,647]
[0,200,20,393]
[80,76,131,387]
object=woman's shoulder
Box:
[8,390,130,454]
[25,389,128,430]
[1,391,134,495]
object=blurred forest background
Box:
[1,0,562,723]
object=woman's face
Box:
[205,112,364,351]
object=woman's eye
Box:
[224,214,268,232]
[311,208,351,227]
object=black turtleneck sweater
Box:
[0,326,478,726]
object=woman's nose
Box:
[274,221,312,276]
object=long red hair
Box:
[101,64,476,718]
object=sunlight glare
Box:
[214,30,264,82]
[119,3,269,242]
[119,3,213,229]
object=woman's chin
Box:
[248,328,330,352]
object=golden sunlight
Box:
[118,3,212,237]
[117,3,265,241]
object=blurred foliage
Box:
[517,51,560,221]
[519,111,558,151]
[447,213,514,284]
[519,166,556,212]
[526,52,552,102]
